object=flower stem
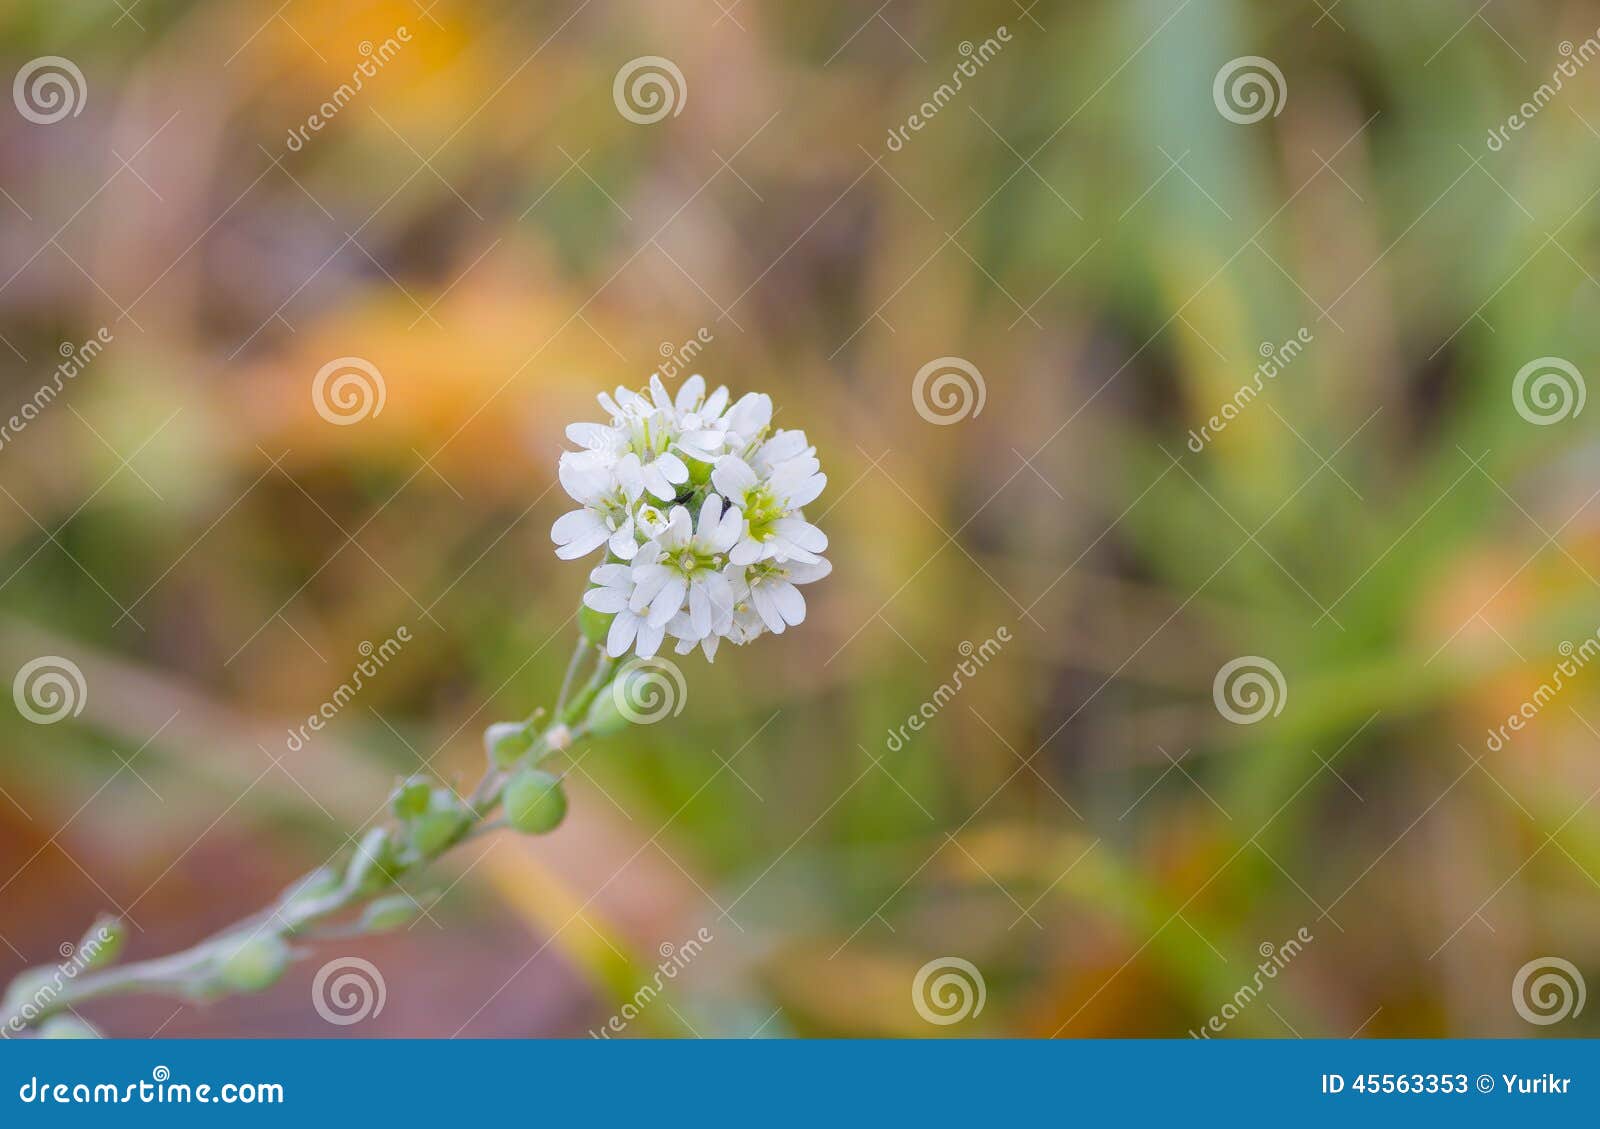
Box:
[1,625,614,1037]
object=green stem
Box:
[2,625,614,1036]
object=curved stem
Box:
[555,638,591,715]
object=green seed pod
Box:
[484,722,533,769]
[503,768,567,834]
[359,894,420,933]
[38,1015,101,1039]
[216,934,292,994]
[578,605,614,646]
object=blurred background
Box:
[2,0,1599,1037]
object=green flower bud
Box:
[484,722,533,769]
[578,605,614,646]
[405,788,470,857]
[284,865,342,906]
[391,776,432,820]
[359,894,420,933]
[76,915,125,970]
[38,1015,101,1039]
[584,678,632,737]
[503,768,567,834]
[216,933,292,994]
[347,827,400,893]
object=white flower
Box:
[551,451,645,560]
[661,374,733,463]
[721,391,774,454]
[742,557,831,635]
[582,562,665,659]
[565,375,737,501]
[712,438,827,565]
[625,495,741,652]
[556,374,830,663]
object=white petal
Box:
[771,580,806,626]
[785,473,826,509]
[655,451,689,484]
[642,463,675,501]
[557,453,610,502]
[613,452,645,498]
[675,374,705,414]
[608,522,639,560]
[590,562,632,587]
[712,457,758,498]
[782,559,832,584]
[711,503,743,552]
[584,587,629,613]
[750,584,787,634]
[772,518,827,553]
[565,422,615,450]
[630,565,672,612]
[635,621,665,659]
[649,374,672,412]
[647,576,688,628]
[760,430,809,465]
[726,392,772,438]
[606,612,639,657]
[666,505,692,543]
[703,571,735,631]
[552,512,609,559]
[698,493,724,534]
[689,582,711,638]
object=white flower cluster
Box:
[553,375,830,660]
